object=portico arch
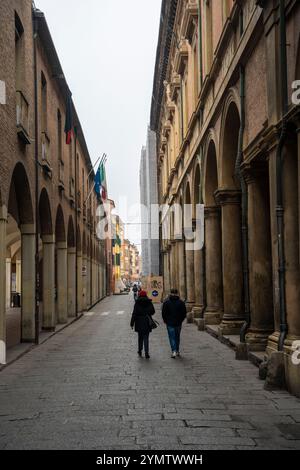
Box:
[55,205,68,324]
[67,216,76,317]
[216,98,244,334]
[6,164,35,355]
[184,181,195,312]
[203,139,223,325]
[39,189,55,331]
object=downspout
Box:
[277,0,288,351]
[235,65,250,343]
[198,144,207,312]
[74,125,78,317]
[33,10,40,344]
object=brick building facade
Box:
[0,0,107,363]
[151,0,300,396]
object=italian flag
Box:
[100,162,107,201]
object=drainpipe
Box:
[74,125,78,317]
[197,0,203,89]
[33,10,40,344]
[198,144,207,312]
[235,65,250,344]
[277,0,288,351]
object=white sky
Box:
[36,0,162,247]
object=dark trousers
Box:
[138,333,149,354]
[167,326,182,352]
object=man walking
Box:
[162,289,187,358]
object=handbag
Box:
[148,315,159,330]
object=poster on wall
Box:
[147,276,164,303]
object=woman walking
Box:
[130,290,155,359]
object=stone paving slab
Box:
[0,294,300,450]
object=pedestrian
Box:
[132,284,138,302]
[130,290,155,359]
[162,289,187,359]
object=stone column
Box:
[21,225,36,342]
[266,148,281,354]
[298,124,300,267]
[57,241,68,324]
[87,256,91,309]
[215,190,244,335]
[245,168,274,350]
[0,207,7,364]
[6,258,11,309]
[192,247,205,319]
[77,251,83,314]
[163,250,170,298]
[177,240,186,300]
[204,206,223,325]
[185,242,195,313]
[16,258,21,294]
[68,247,76,317]
[82,253,87,311]
[42,235,55,330]
[283,135,300,397]
[92,259,96,305]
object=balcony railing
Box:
[16,91,30,144]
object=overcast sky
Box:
[36,0,161,246]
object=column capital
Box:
[241,161,267,184]
[0,205,8,221]
[204,206,221,218]
[56,241,68,250]
[42,234,55,244]
[20,224,36,235]
[214,189,241,206]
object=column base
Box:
[204,310,222,326]
[186,303,195,323]
[42,327,56,333]
[192,306,204,319]
[284,337,300,398]
[218,319,244,336]
[265,351,286,391]
[246,328,273,352]
[194,318,205,331]
[266,331,280,356]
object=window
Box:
[41,72,47,132]
[57,109,62,161]
[15,12,24,90]
[193,41,199,105]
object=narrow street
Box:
[0,295,300,451]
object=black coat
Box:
[162,295,187,327]
[130,297,155,334]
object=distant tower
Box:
[139,127,160,277]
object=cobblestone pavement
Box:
[0,294,300,450]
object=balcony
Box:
[16,91,30,144]
[58,160,65,191]
[41,132,52,175]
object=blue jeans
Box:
[167,326,182,353]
